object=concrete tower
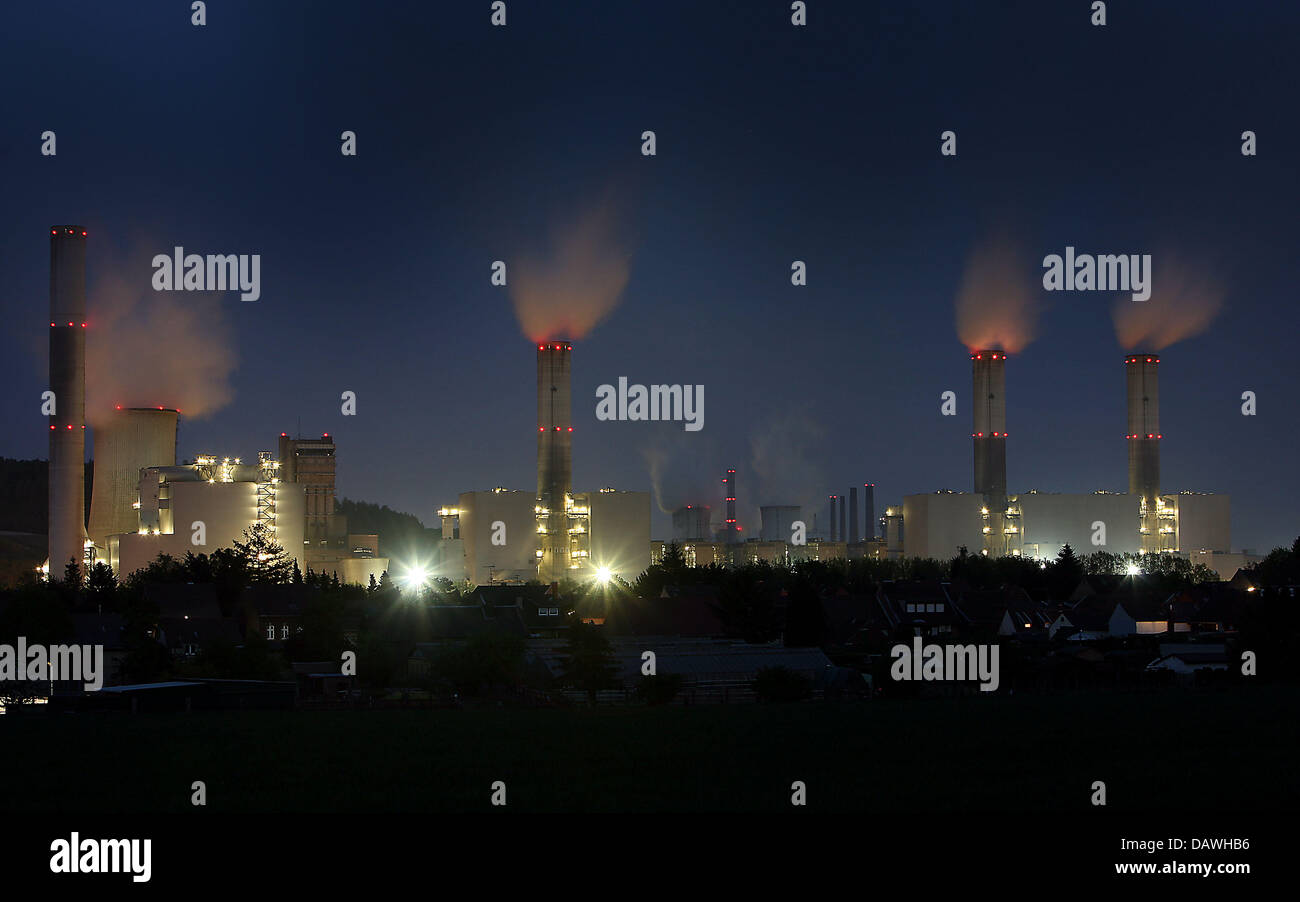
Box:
[89,407,179,550]
[48,225,88,579]
[972,349,1008,555]
[1126,353,1161,552]
[536,341,572,583]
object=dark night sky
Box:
[3,0,1298,553]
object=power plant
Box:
[47,225,89,578]
[894,347,1231,566]
[29,224,1247,588]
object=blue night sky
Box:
[3,0,1298,552]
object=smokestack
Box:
[972,349,1007,496]
[839,493,846,544]
[972,349,1008,555]
[723,469,738,544]
[537,341,572,583]
[89,407,179,549]
[864,483,875,540]
[849,486,859,543]
[829,495,837,542]
[1126,353,1161,552]
[49,225,88,579]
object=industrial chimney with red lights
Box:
[536,341,572,583]
[48,225,89,578]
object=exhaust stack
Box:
[536,341,572,583]
[972,349,1008,555]
[48,226,88,579]
[1126,353,1161,552]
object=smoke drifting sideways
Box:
[748,409,827,520]
[1112,253,1225,350]
[955,235,1040,354]
[509,198,632,342]
[84,254,237,426]
[644,437,720,515]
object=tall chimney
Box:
[972,349,1008,555]
[536,341,572,583]
[864,483,875,540]
[1126,353,1161,552]
[49,225,88,579]
[723,469,738,544]
[839,493,847,544]
[829,495,838,542]
[848,486,859,544]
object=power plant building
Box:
[895,350,1231,562]
[89,407,179,550]
[103,456,305,579]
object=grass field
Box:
[2,687,1296,813]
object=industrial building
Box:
[88,406,179,549]
[891,350,1232,562]
[275,432,385,583]
[103,455,306,579]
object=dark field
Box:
[3,687,1296,813]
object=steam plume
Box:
[1112,252,1224,350]
[85,248,238,425]
[955,234,1040,353]
[509,197,631,341]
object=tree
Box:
[232,523,294,585]
[558,619,620,703]
[85,562,117,609]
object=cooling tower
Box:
[671,505,711,542]
[536,341,572,583]
[89,407,179,550]
[48,225,88,578]
[1126,353,1161,552]
[759,505,801,542]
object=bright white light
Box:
[402,566,432,591]
[595,566,612,584]
[1126,563,1142,576]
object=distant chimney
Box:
[849,486,859,544]
[1126,353,1161,552]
